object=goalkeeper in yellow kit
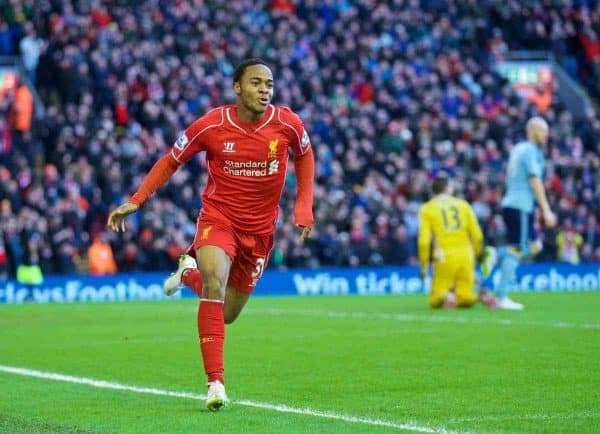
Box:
[418,173,497,309]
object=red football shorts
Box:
[188,213,274,294]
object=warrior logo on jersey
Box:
[268,139,279,158]
[223,142,236,153]
[301,129,310,151]
[174,133,189,150]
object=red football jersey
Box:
[171,104,312,235]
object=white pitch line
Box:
[247,308,600,330]
[447,411,600,423]
[0,365,462,434]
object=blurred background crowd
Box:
[0,0,599,279]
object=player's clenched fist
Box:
[107,202,139,232]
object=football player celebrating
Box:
[108,59,314,411]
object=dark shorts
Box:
[502,207,536,249]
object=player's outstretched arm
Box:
[107,202,139,233]
[108,153,180,233]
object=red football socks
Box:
[198,300,225,384]
[182,268,203,297]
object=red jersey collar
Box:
[226,104,275,133]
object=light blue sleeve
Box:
[522,146,543,179]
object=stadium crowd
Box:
[0,0,599,278]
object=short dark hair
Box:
[432,173,449,194]
[233,58,270,84]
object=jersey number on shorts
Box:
[251,257,266,279]
[441,206,461,231]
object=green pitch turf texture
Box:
[1,292,599,434]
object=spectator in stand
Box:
[10,78,33,134]
[556,220,584,265]
[88,232,117,275]
[19,22,45,85]
[0,1,598,277]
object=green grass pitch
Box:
[1,292,599,433]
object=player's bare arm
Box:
[529,176,557,227]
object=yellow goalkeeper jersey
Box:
[418,194,483,268]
